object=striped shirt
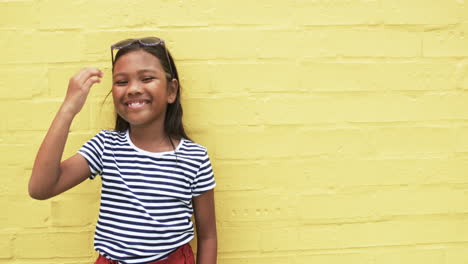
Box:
[78,130,216,264]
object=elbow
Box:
[28,189,47,200]
[28,182,51,200]
[29,190,50,200]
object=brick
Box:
[192,126,371,159]
[455,127,468,152]
[288,155,468,188]
[0,233,13,259]
[63,260,96,264]
[0,65,47,99]
[178,62,216,94]
[300,186,468,220]
[37,0,82,29]
[446,246,468,264]
[382,0,464,25]
[256,30,306,59]
[1,144,36,168]
[14,231,93,258]
[211,0,294,26]
[179,62,301,94]
[374,248,445,264]
[0,0,38,29]
[1,31,85,64]
[261,217,468,251]
[84,29,292,61]
[89,100,115,131]
[38,0,122,29]
[38,0,213,29]
[220,256,293,264]
[171,29,263,60]
[369,126,455,154]
[61,177,102,196]
[212,62,300,93]
[0,167,30,196]
[5,259,94,264]
[0,115,5,132]
[184,96,261,126]
[456,62,468,90]
[218,227,260,253]
[300,61,457,91]
[260,226,300,252]
[124,0,213,27]
[295,253,374,264]
[216,192,297,223]
[423,24,468,57]
[0,196,50,228]
[51,194,99,227]
[257,93,468,124]
[0,131,48,168]
[4,100,91,131]
[212,161,267,191]
[0,130,44,146]
[296,249,445,264]
[244,157,468,191]
[297,29,420,58]
[294,0,381,26]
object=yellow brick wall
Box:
[1,0,468,263]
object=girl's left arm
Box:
[193,189,217,264]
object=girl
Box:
[28,37,217,264]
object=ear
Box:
[167,78,179,104]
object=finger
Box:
[75,68,103,86]
[73,67,95,83]
[82,76,101,91]
[81,67,103,81]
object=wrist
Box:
[58,104,78,120]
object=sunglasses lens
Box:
[139,37,162,45]
[112,39,135,49]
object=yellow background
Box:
[1,0,468,263]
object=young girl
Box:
[28,37,217,264]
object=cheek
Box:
[111,88,123,109]
[111,87,121,100]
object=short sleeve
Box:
[192,151,216,197]
[77,130,106,179]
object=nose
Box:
[127,80,142,95]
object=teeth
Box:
[127,101,147,107]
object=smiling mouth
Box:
[125,100,150,109]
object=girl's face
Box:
[112,49,177,130]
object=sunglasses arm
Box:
[111,48,115,67]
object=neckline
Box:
[125,130,184,157]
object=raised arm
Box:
[29,68,103,200]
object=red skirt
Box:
[94,243,195,264]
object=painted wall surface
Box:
[1,0,468,263]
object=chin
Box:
[125,119,149,127]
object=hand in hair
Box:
[29,67,103,200]
[62,67,103,116]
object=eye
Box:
[142,77,155,82]
[114,80,128,86]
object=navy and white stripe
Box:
[78,130,215,264]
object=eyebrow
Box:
[113,69,159,78]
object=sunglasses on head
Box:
[110,37,174,79]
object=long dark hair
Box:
[112,43,191,143]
